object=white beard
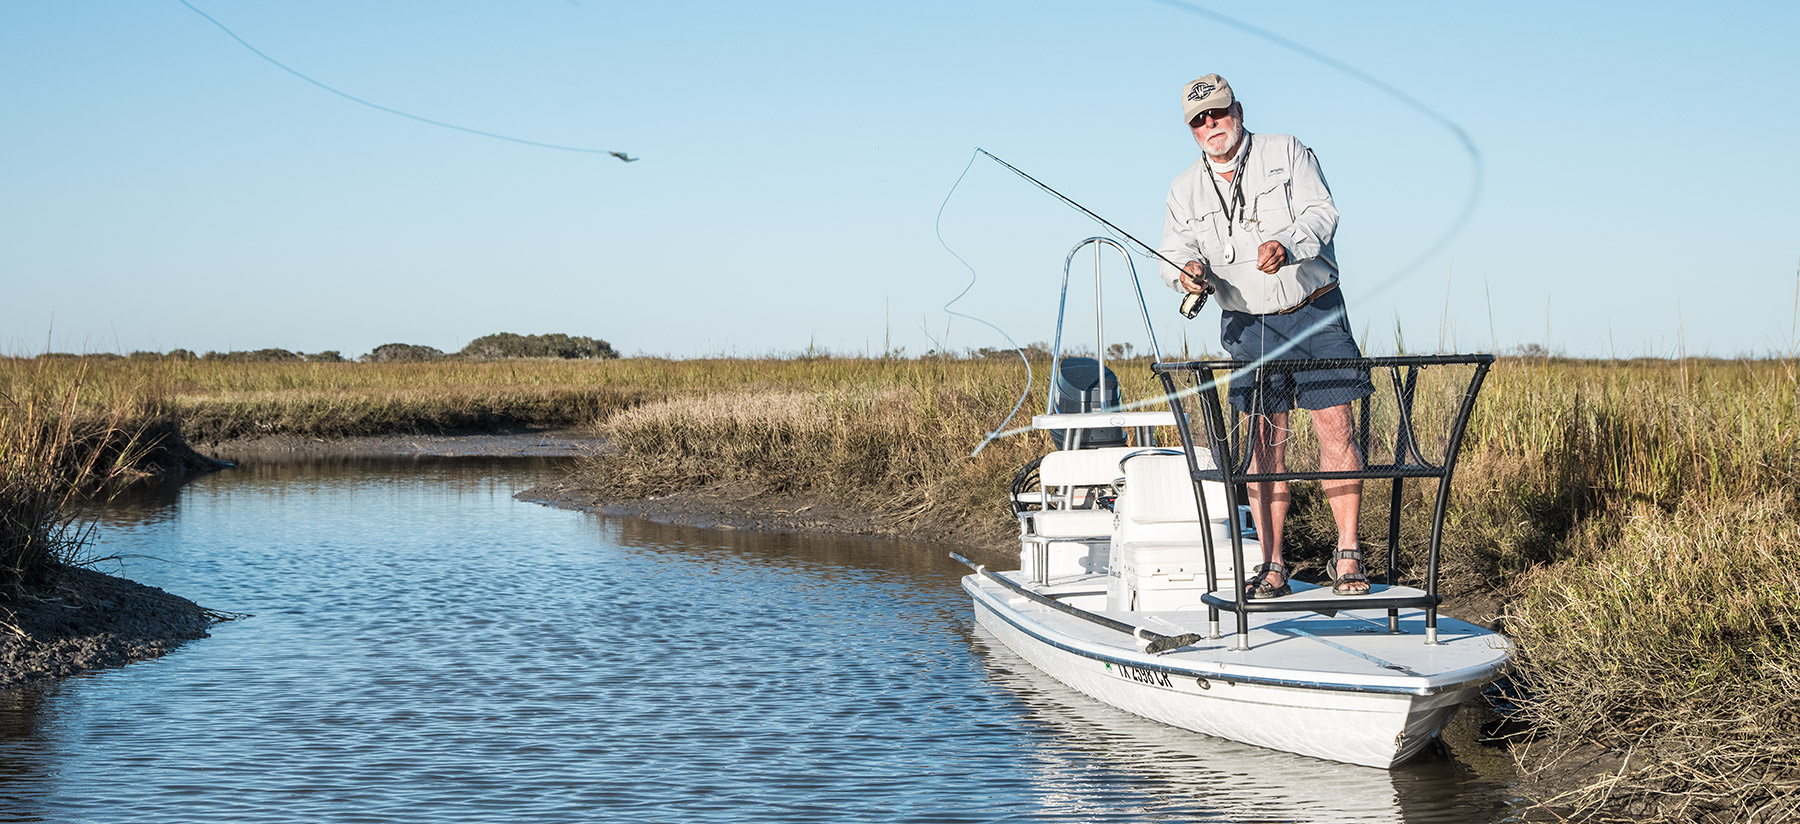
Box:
[1204,126,1244,163]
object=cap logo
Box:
[1187,82,1215,102]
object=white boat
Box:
[957,237,1510,769]
[968,624,1420,823]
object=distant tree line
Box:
[32,333,620,364]
[459,333,618,360]
[363,343,445,363]
[358,333,622,362]
[37,349,344,362]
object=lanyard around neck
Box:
[1204,131,1252,237]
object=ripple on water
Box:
[0,458,1518,822]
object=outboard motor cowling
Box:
[1050,357,1127,449]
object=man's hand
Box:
[1179,260,1210,294]
[1256,241,1288,274]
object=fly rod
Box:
[978,149,1212,318]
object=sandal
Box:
[1331,547,1371,596]
[1244,562,1291,599]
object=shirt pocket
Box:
[1185,212,1226,261]
[1253,173,1293,235]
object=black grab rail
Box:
[1151,355,1494,649]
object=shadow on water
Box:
[4,456,1522,822]
[603,515,976,576]
[0,690,52,817]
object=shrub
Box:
[363,343,445,363]
[201,349,303,362]
[460,333,618,360]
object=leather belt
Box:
[1269,281,1338,315]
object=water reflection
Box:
[0,457,1518,822]
[970,628,1520,822]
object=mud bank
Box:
[1,566,214,690]
[518,477,1011,560]
[194,426,605,462]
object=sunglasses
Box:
[1189,107,1235,128]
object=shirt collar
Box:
[1206,128,1251,176]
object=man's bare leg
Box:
[1312,403,1367,592]
[1245,412,1289,589]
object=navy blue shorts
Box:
[1219,287,1374,415]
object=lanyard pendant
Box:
[1220,244,1235,263]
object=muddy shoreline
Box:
[192,426,607,462]
[518,479,1014,562]
[0,566,216,690]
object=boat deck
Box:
[968,571,1510,696]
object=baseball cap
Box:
[1181,74,1234,124]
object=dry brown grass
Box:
[0,360,161,595]
[0,355,666,597]
[1506,500,1800,822]
[6,352,1797,820]
[1464,358,1800,821]
[586,359,1048,547]
[1,356,666,442]
[580,353,1800,822]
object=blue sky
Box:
[4,1,1797,359]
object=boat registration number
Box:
[1106,661,1172,688]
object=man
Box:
[1158,73,1374,598]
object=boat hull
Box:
[968,577,1494,769]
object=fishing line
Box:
[939,149,1224,448]
[977,150,1195,278]
[938,3,1487,451]
[938,149,1213,454]
[1145,0,1484,292]
[176,1,636,161]
[1135,0,1488,439]
[936,150,1033,457]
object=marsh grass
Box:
[6,352,1797,819]
[580,353,1800,821]
[0,355,668,603]
[0,360,159,599]
[588,357,1050,546]
[2,356,670,442]
[1468,358,1800,821]
[1505,499,1800,822]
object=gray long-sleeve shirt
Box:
[1158,132,1340,315]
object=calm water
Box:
[0,457,1521,822]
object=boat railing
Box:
[1045,237,1168,419]
[1151,355,1494,648]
